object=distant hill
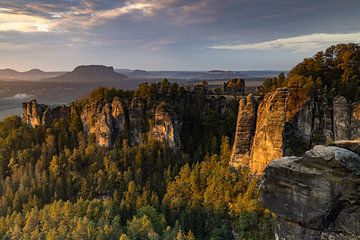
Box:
[0,68,64,81]
[42,65,128,83]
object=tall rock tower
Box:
[230,94,257,167]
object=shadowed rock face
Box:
[334,96,351,140]
[352,103,360,140]
[260,143,360,239]
[230,94,257,167]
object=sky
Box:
[0,0,360,71]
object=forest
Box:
[261,43,360,102]
[0,78,273,239]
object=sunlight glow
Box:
[0,12,52,32]
[210,33,360,52]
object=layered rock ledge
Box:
[260,141,360,239]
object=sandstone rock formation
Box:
[81,102,115,147]
[23,97,183,149]
[351,103,360,139]
[231,83,359,174]
[230,94,257,167]
[249,88,291,174]
[223,79,245,95]
[23,99,70,127]
[128,97,146,145]
[111,97,127,132]
[261,143,360,239]
[150,102,181,149]
[334,96,351,140]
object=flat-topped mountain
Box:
[42,65,127,83]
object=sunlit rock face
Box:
[22,99,70,127]
[23,97,184,149]
[23,99,47,127]
[261,143,360,239]
[249,88,291,174]
[150,102,181,150]
[230,94,257,167]
[231,82,360,174]
[81,102,114,148]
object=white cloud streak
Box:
[210,33,360,52]
[0,1,166,33]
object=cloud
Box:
[209,32,360,52]
[0,10,52,32]
[0,0,175,32]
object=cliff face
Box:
[260,142,360,239]
[23,98,182,149]
[230,94,257,167]
[81,102,115,147]
[333,96,351,140]
[23,99,70,127]
[249,88,290,173]
[128,97,146,145]
[150,102,181,150]
[231,84,359,174]
[352,103,360,139]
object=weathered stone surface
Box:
[331,140,360,155]
[150,102,181,149]
[334,96,351,140]
[223,79,245,95]
[22,99,69,127]
[111,97,127,132]
[230,94,257,167]
[81,102,114,147]
[23,97,184,149]
[249,88,289,174]
[128,97,146,145]
[261,145,360,239]
[351,103,360,139]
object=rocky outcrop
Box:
[223,79,245,95]
[351,103,360,140]
[260,143,360,239]
[23,96,184,149]
[111,97,127,132]
[232,82,359,174]
[81,102,115,147]
[150,102,181,149]
[230,94,257,167]
[128,97,146,145]
[249,88,291,174]
[23,99,70,127]
[334,96,351,140]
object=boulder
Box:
[260,144,360,239]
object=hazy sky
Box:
[0,0,360,71]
